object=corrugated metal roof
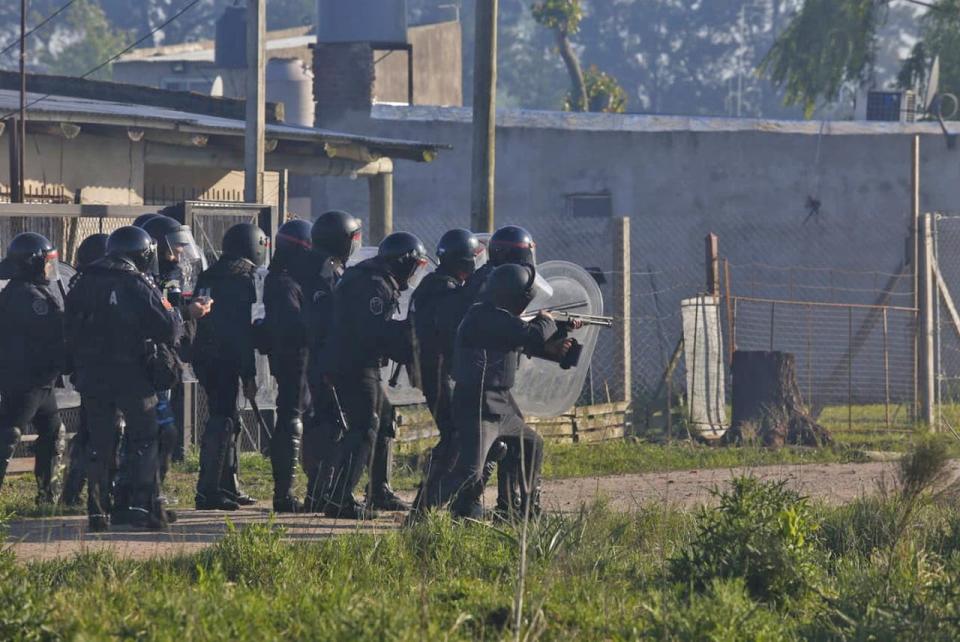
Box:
[0,90,442,161]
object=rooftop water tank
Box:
[316,0,408,44]
[266,58,315,127]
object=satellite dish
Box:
[925,55,941,111]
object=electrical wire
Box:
[0,0,79,58]
[0,0,201,121]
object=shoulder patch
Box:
[369,296,384,316]
[32,298,49,316]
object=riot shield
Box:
[239,265,278,410]
[512,261,605,417]
[53,261,81,409]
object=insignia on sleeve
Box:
[369,296,384,315]
[32,299,49,316]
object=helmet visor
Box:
[405,256,430,291]
[165,230,202,264]
[44,249,60,282]
[166,230,202,295]
[474,243,489,270]
[348,230,362,260]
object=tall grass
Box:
[1,441,959,640]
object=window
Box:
[565,191,613,218]
[161,77,215,94]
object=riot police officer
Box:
[61,233,122,507]
[193,223,269,510]
[322,232,426,519]
[66,226,182,531]
[262,219,315,513]
[301,210,361,511]
[139,214,210,491]
[425,263,573,518]
[409,229,483,507]
[435,225,538,516]
[0,233,67,503]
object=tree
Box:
[532,0,588,111]
[40,0,130,80]
[897,1,960,115]
[760,0,883,118]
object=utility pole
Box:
[470,0,498,233]
[244,0,265,204]
[15,0,26,203]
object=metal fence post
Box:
[613,216,631,404]
[921,212,937,429]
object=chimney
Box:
[313,0,407,130]
[313,43,375,131]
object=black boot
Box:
[271,418,303,513]
[35,422,66,505]
[195,416,239,511]
[495,448,521,522]
[324,493,379,520]
[0,426,22,492]
[61,433,87,507]
[220,416,255,506]
[368,437,410,511]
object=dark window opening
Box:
[566,191,613,218]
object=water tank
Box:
[215,6,246,69]
[266,58,315,127]
[316,0,408,44]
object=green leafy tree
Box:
[41,0,130,79]
[532,0,588,111]
[760,0,885,117]
[565,65,627,113]
[897,1,960,117]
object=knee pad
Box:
[0,426,22,452]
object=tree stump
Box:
[726,351,832,448]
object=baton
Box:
[247,395,273,441]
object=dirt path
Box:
[10,459,958,561]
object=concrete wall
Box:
[314,107,960,402]
[0,131,145,204]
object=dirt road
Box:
[9,459,956,561]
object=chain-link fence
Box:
[933,214,960,433]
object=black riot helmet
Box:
[481,263,538,315]
[437,228,483,278]
[311,210,362,264]
[275,219,313,258]
[142,215,199,263]
[0,232,59,282]
[222,223,270,266]
[75,233,109,270]
[378,231,427,291]
[107,226,157,274]
[488,225,536,267]
[132,213,160,228]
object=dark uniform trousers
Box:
[271,352,309,500]
[84,392,160,519]
[0,386,65,496]
[326,369,383,506]
[431,389,543,516]
[195,363,242,497]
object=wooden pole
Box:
[921,212,936,429]
[368,171,394,244]
[612,217,631,403]
[705,232,720,297]
[470,0,498,232]
[244,0,265,204]
[17,0,25,203]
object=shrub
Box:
[669,477,820,605]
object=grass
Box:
[0,402,948,520]
[3,441,960,640]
